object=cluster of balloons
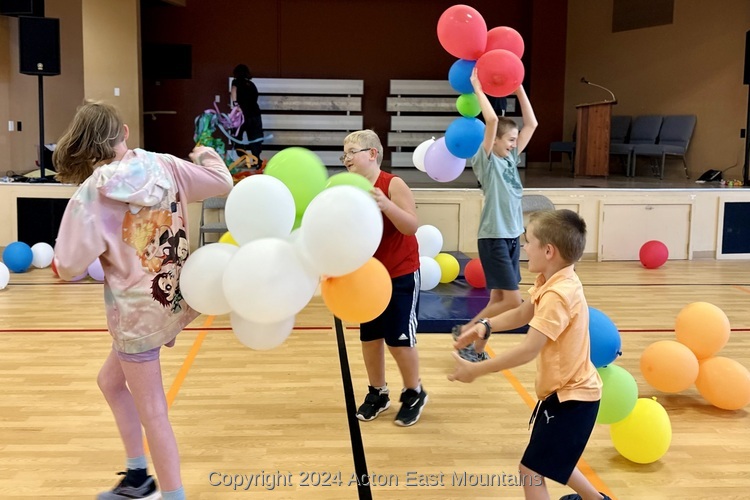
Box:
[639,240,669,269]
[588,306,671,464]
[412,5,526,183]
[415,224,459,290]
[641,301,750,411]
[179,147,391,350]
[1,241,93,289]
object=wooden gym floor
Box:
[0,260,748,499]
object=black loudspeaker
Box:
[745,30,750,85]
[19,16,60,75]
[0,0,43,17]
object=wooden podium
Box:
[574,100,616,177]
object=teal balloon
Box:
[596,364,638,424]
[325,172,373,192]
[456,93,481,117]
[264,147,328,221]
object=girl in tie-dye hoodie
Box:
[53,102,233,500]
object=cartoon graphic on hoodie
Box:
[54,148,233,354]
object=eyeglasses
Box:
[339,148,371,163]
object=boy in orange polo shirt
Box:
[449,209,610,500]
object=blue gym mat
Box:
[417,251,529,334]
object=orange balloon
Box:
[321,258,392,324]
[640,340,699,393]
[695,357,750,410]
[674,302,730,359]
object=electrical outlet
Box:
[741,128,746,139]
[8,121,13,132]
[114,87,120,97]
[215,94,221,103]
[17,121,21,131]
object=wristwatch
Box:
[476,318,492,340]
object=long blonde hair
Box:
[53,101,125,185]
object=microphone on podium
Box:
[580,77,616,102]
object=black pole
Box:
[333,316,373,500]
[744,85,750,186]
[38,74,45,179]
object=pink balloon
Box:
[87,259,105,281]
[424,137,466,182]
[476,49,525,97]
[437,5,487,60]
[486,26,524,59]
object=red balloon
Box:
[50,258,59,277]
[486,26,524,59]
[464,258,486,288]
[475,49,525,97]
[437,5,487,60]
[639,240,669,269]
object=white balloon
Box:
[180,243,237,315]
[412,137,436,172]
[419,256,441,291]
[30,242,54,268]
[223,238,318,323]
[224,175,296,245]
[231,313,295,350]
[300,186,383,277]
[0,262,9,290]
[416,225,444,258]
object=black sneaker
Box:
[356,386,390,421]
[559,493,611,500]
[97,471,160,500]
[394,387,428,427]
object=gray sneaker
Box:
[97,472,161,500]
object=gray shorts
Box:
[477,237,521,290]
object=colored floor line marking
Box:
[485,345,617,500]
[146,315,214,454]
[733,285,750,295]
[165,314,214,408]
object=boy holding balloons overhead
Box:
[341,129,428,427]
[451,68,538,362]
[449,209,610,500]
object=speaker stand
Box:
[29,74,55,183]
[745,85,750,186]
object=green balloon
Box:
[456,93,481,118]
[596,364,639,425]
[265,147,328,220]
[325,172,373,192]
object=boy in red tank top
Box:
[341,129,427,427]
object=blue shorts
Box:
[520,393,600,484]
[360,270,419,347]
[478,237,521,290]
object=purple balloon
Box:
[424,136,466,182]
[87,259,105,281]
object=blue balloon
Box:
[2,241,33,273]
[445,117,485,159]
[448,59,476,94]
[589,307,622,368]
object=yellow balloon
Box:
[434,253,460,283]
[219,232,239,246]
[610,398,671,464]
